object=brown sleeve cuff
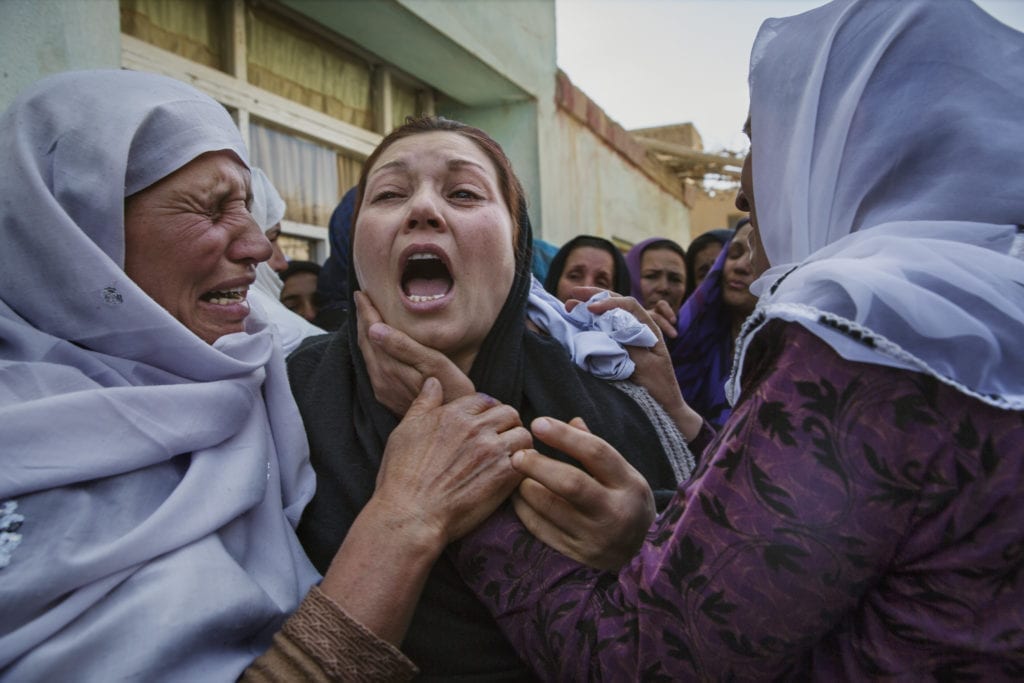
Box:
[281,585,419,682]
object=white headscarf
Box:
[251,167,288,300]
[0,70,319,679]
[248,166,325,351]
[729,0,1024,411]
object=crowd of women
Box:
[1,0,1022,680]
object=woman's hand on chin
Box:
[511,416,655,572]
[355,290,474,414]
[373,377,532,543]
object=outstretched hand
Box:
[375,377,532,544]
[511,416,655,571]
[355,290,475,415]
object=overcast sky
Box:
[556,0,1024,153]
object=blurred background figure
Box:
[668,219,757,429]
[280,260,321,323]
[684,227,734,302]
[249,167,289,300]
[531,237,560,283]
[248,167,323,351]
[544,234,631,302]
[315,186,357,330]
[625,237,688,312]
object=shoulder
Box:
[286,328,349,398]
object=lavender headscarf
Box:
[0,70,319,679]
[624,237,687,306]
[728,0,1024,411]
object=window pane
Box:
[279,234,314,263]
[391,79,419,130]
[250,120,340,227]
[120,0,224,70]
[247,6,373,129]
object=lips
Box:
[199,276,254,307]
[200,286,249,305]
[400,244,453,303]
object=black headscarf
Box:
[289,202,677,680]
[543,234,631,298]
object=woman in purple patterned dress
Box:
[443,0,1024,679]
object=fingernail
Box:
[532,417,550,433]
[510,450,525,467]
[368,322,389,342]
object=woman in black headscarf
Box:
[543,234,631,302]
[287,117,692,681]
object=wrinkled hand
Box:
[511,416,655,571]
[374,378,532,544]
[573,288,703,441]
[356,290,475,415]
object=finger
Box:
[368,321,475,402]
[652,299,678,326]
[500,425,535,454]
[585,295,668,343]
[354,290,383,326]
[585,293,643,316]
[510,447,607,514]
[568,416,590,433]
[442,390,506,418]
[568,285,610,302]
[404,376,444,417]
[529,417,636,487]
[648,311,678,339]
[511,488,585,553]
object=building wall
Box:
[542,71,689,248]
[0,0,121,109]
[688,183,746,237]
[544,112,690,248]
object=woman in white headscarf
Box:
[400,0,1024,679]
[0,70,530,681]
[248,166,325,353]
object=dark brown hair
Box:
[352,116,525,248]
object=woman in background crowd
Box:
[683,227,733,300]
[543,234,630,302]
[667,219,757,427]
[249,167,324,352]
[624,237,688,315]
[281,260,322,323]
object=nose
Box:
[405,188,445,232]
[734,249,753,275]
[735,188,750,213]
[231,211,274,265]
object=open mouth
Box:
[200,287,248,305]
[401,252,453,303]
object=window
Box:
[120,0,437,263]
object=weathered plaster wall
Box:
[0,0,121,111]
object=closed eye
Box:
[372,190,403,202]
[450,188,482,201]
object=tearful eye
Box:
[373,190,402,202]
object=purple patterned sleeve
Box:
[452,323,1024,680]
